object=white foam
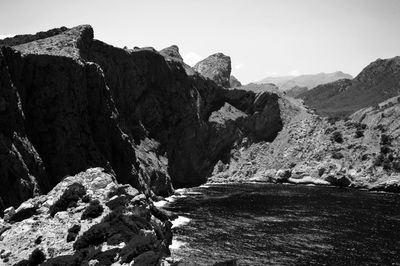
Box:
[174,188,187,194]
[170,239,186,250]
[172,216,191,228]
[153,200,168,208]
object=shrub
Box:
[392,160,400,172]
[82,194,91,203]
[383,158,392,171]
[325,127,335,134]
[327,116,340,125]
[374,154,385,166]
[81,200,104,220]
[375,124,387,132]
[331,131,343,143]
[73,223,108,250]
[15,249,46,266]
[49,183,86,216]
[380,134,391,145]
[380,145,391,155]
[332,151,344,159]
[361,154,369,161]
[67,224,81,242]
[354,129,364,138]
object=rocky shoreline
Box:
[0,168,173,265]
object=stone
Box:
[326,175,352,187]
[275,169,291,182]
[194,53,232,87]
[0,168,172,265]
[3,207,15,222]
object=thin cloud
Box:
[234,63,244,70]
[264,71,278,77]
[289,70,301,76]
[183,52,203,66]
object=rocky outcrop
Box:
[0,26,69,47]
[0,168,172,265]
[159,45,195,76]
[298,57,400,118]
[194,53,232,88]
[0,25,284,212]
[229,75,242,87]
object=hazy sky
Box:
[1,0,399,83]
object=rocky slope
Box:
[210,87,400,192]
[298,57,400,117]
[0,25,283,214]
[257,71,353,91]
[285,85,308,98]
[229,75,242,87]
[0,168,172,265]
[193,53,232,88]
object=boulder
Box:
[194,53,232,87]
[325,174,352,187]
[0,168,172,265]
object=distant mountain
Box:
[285,85,308,98]
[298,56,400,118]
[257,71,353,91]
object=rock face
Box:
[0,168,172,265]
[298,57,400,117]
[194,53,232,88]
[229,75,242,87]
[0,25,283,213]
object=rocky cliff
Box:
[210,88,400,192]
[0,25,283,214]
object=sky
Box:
[1,0,399,84]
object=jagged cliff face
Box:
[0,25,283,212]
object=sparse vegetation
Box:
[81,200,104,220]
[66,224,81,242]
[380,134,391,145]
[354,129,364,138]
[49,183,86,216]
[332,151,344,159]
[331,131,343,143]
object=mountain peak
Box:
[193,52,232,87]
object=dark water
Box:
[161,183,400,265]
